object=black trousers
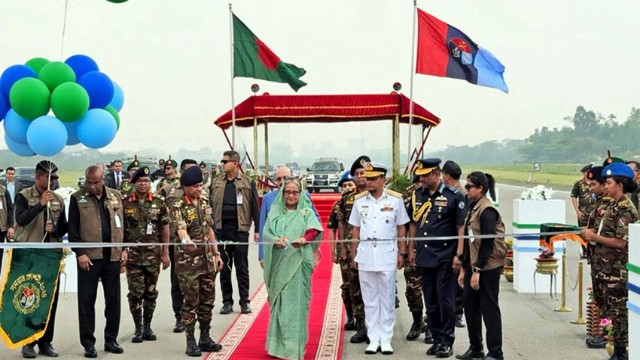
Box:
[77,259,121,349]
[169,245,183,320]
[0,231,4,273]
[420,262,457,346]
[455,283,464,316]
[219,221,250,306]
[463,266,503,357]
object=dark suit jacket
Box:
[0,180,23,202]
[104,171,131,189]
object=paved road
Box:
[0,184,609,359]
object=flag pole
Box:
[407,0,417,166]
[229,3,236,150]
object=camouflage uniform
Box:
[119,180,135,198]
[402,183,424,314]
[336,189,364,319]
[328,200,353,323]
[156,176,180,199]
[593,197,637,347]
[571,179,593,227]
[586,195,612,309]
[170,195,218,330]
[123,192,170,320]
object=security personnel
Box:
[13,161,67,358]
[582,162,637,360]
[349,162,409,355]
[571,164,594,226]
[171,166,224,357]
[119,156,141,197]
[335,155,370,343]
[0,179,14,270]
[408,158,466,358]
[150,159,166,182]
[123,167,171,344]
[584,165,611,349]
[156,157,180,198]
[402,175,428,341]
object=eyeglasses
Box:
[165,166,174,170]
[220,160,236,165]
[276,176,296,182]
[464,184,478,190]
[284,190,300,196]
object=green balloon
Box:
[38,61,76,92]
[51,83,89,122]
[25,57,50,75]
[9,78,50,120]
[107,0,129,3]
[105,105,120,130]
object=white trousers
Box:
[359,269,396,344]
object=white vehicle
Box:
[305,158,344,193]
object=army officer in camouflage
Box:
[171,166,224,357]
[123,167,171,344]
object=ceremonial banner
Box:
[416,8,508,93]
[0,248,62,349]
[233,14,307,91]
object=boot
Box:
[198,325,223,352]
[585,334,607,348]
[143,314,157,341]
[350,319,369,344]
[131,316,144,343]
[344,308,355,331]
[609,344,628,360]
[185,329,201,357]
[406,311,426,340]
[424,327,434,344]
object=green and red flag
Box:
[0,249,63,348]
[232,14,307,92]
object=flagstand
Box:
[407,0,418,167]
[229,3,236,149]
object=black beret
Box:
[127,159,140,171]
[414,158,441,176]
[36,160,58,173]
[350,155,371,176]
[180,166,203,186]
[131,166,151,183]
[158,159,165,164]
[586,166,604,184]
[580,163,593,173]
[442,160,462,179]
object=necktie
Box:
[116,173,121,187]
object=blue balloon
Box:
[4,109,31,144]
[0,65,37,98]
[64,54,99,80]
[0,93,8,120]
[77,109,117,148]
[78,71,114,109]
[27,116,68,156]
[5,134,35,156]
[64,120,81,145]
[109,82,124,111]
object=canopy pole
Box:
[393,114,400,175]
[253,117,258,177]
[407,0,418,166]
[229,3,236,149]
[264,121,270,178]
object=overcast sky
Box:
[1,0,639,163]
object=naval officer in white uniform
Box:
[349,162,410,355]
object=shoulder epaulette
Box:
[354,191,369,200]
[152,193,164,201]
[386,189,402,198]
[444,184,460,194]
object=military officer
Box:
[408,158,466,358]
[335,155,370,343]
[119,156,140,197]
[171,166,224,357]
[582,163,637,360]
[150,159,165,182]
[156,157,180,198]
[123,167,171,344]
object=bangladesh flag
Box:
[233,14,307,92]
[0,249,62,349]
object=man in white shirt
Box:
[349,162,409,355]
[2,167,23,203]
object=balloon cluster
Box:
[0,54,125,157]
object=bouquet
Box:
[599,318,613,339]
[521,185,554,200]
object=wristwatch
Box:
[472,267,481,273]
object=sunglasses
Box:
[284,190,300,196]
[220,160,236,165]
[464,184,478,190]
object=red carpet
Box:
[207,194,344,360]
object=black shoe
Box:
[173,319,185,333]
[406,321,426,341]
[586,336,607,348]
[21,344,37,358]
[436,345,453,358]
[455,349,485,360]
[482,356,504,360]
[240,303,252,314]
[455,314,466,328]
[424,328,434,344]
[344,317,356,331]
[350,319,369,344]
[219,304,234,315]
[104,341,124,354]
[38,343,59,357]
[426,343,441,355]
[83,346,97,358]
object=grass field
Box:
[58,170,85,189]
[467,163,583,190]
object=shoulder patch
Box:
[386,189,402,198]
[354,191,369,200]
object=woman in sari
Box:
[263,178,323,359]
